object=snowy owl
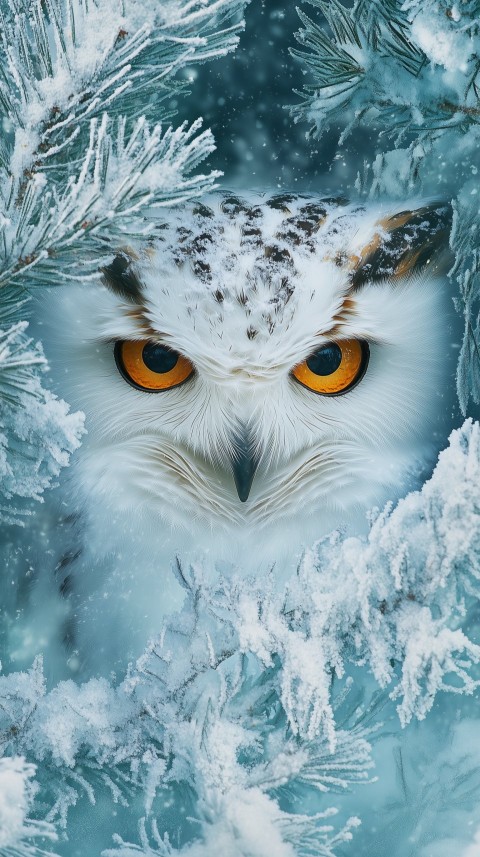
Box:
[28,192,457,677]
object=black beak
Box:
[231,431,258,503]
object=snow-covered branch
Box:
[0,320,83,522]
[0,116,220,288]
[292,0,480,411]
[1,423,480,854]
[0,0,245,181]
[0,756,57,857]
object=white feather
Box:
[29,192,459,678]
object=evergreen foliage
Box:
[0,756,57,856]
[292,0,480,412]
[2,422,480,854]
[2,0,480,854]
[0,317,83,524]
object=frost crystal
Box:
[0,321,84,522]
[0,756,57,856]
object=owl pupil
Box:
[306,343,342,376]
[142,343,178,374]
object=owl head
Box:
[44,193,456,558]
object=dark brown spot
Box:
[297,202,328,227]
[220,195,250,216]
[266,193,297,212]
[276,205,328,248]
[350,203,453,290]
[193,259,212,280]
[177,227,193,243]
[191,232,214,254]
[276,227,303,246]
[101,253,143,303]
[192,203,214,218]
[321,196,349,207]
[241,225,263,247]
[264,245,292,264]
[246,326,258,340]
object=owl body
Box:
[24,192,457,678]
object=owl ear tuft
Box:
[350,202,453,289]
[101,252,143,303]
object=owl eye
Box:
[292,339,369,395]
[114,341,194,392]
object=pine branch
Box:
[292,0,480,410]
[0,115,220,289]
[2,421,480,850]
[0,0,245,182]
[279,810,361,857]
[450,193,480,411]
[103,820,174,856]
[291,7,364,91]
[0,319,84,522]
[0,0,246,294]
[0,757,58,857]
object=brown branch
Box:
[440,100,480,117]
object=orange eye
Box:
[292,339,369,395]
[115,341,194,392]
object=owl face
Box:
[46,193,456,554]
